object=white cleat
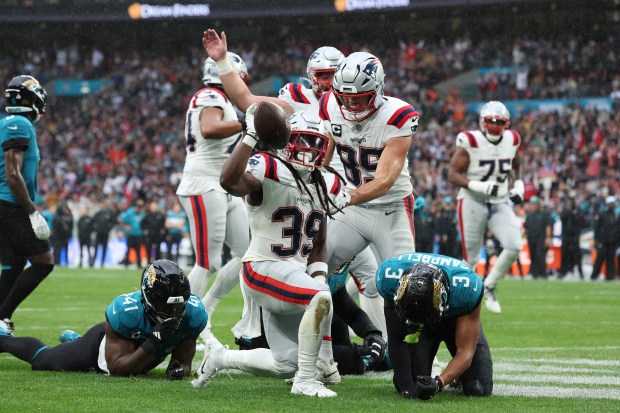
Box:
[191,337,227,388]
[291,378,337,398]
[316,358,341,384]
[484,287,502,314]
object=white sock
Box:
[188,265,211,297]
[297,291,332,381]
[484,249,519,289]
[220,348,296,378]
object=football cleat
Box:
[316,358,341,384]
[1,318,14,334]
[0,319,13,337]
[484,287,502,314]
[291,376,337,398]
[59,330,81,343]
[191,337,227,388]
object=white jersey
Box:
[176,87,242,196]
[242,152,346,270]
[319,91,417,205]
[456,129,521,204]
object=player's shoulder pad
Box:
[456,130,479,148]
[323,171,345,197]
[183,294,208,332]
[246,152,280,183]
[105,292,143,335]
[318,90,334,121]
[506,129,521,146]
[382,98,420,132]
[279,82,312,104]
[192,87,229,107]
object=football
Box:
[253,101,290,149]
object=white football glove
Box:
[509,180,525,204]
[244,103,258,137]
[467,180,507,198]
[330,191,351,214]
[29,211,50,240]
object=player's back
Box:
[456,129,521,204]
[178,87,242,192]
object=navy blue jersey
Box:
[377,252,483,319]
[105,291,207,359]
[0,115,39,203]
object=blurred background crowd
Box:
[0,0,618,277]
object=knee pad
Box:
[463,379,493,397]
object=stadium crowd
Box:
[1,33,619,275]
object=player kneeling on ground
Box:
[0,260,207,380]
[377,252,493,399]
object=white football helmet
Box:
[306,46,344,97]
[203,52,249,86]
[479,101,510,143]
[332,52,385,122]
[283,111,329,171]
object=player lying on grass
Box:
[377,252,493,399]
[0,260,207,380]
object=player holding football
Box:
[0,260,207,380]
[202,29,386,339]
[192,109,349,397]
[376,252,493,399]
[176,52,250,338]
[0,75,54,334]
[447,101,523,314]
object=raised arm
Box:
[202,29,293,114]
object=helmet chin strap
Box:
[484,132,502,143]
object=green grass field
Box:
[1,268,619,412]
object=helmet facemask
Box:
[309,68,336,96]
[333,90,378,122]
[479,101,510,143]
[306,46,344,97]
[283,131,328,171]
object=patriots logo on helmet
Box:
[362,61,378,78]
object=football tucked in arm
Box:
[253,101,290,149]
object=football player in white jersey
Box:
[201,29,386,339]
[192,110,349,398]
[447,101,524,314]
[176,52,250,337]
[318,51,419,273]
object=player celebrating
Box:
[192,109,349,398]
[0,260,207,380]
[318,51,419,272]
[376,252,493,399]
[176,52,250,337]
[202,29,385,340]
[447,101,523,314]
[0,75,54,334]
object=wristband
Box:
[307,262,328,276]
[215,57,234,76]
[140,338,157,355]
[242,133,258,149]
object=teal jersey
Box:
[166,210,187,235]
[0,115,39,203]
[105,291,208,360]
[118,207,144,236]
[376,252,483,319]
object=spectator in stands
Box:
[524,196,553,279]
[591,196,619,281]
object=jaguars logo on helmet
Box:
[140,260,191,325]
[394,263,449,327]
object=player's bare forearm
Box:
[438,307,480,385]
[104,324,155,377]
[170,337,197,377]
[307,221,327,265]
[200,107,244,138]
[348,176,391,205]
[447,148,470,188]
[5,150,35,214]
[220,142,261,196]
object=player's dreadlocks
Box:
[259,151,346,219]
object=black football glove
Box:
[362,332,387,370]
[166,360,185,380]
[141,317,181,354]
[416,375,444,400]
